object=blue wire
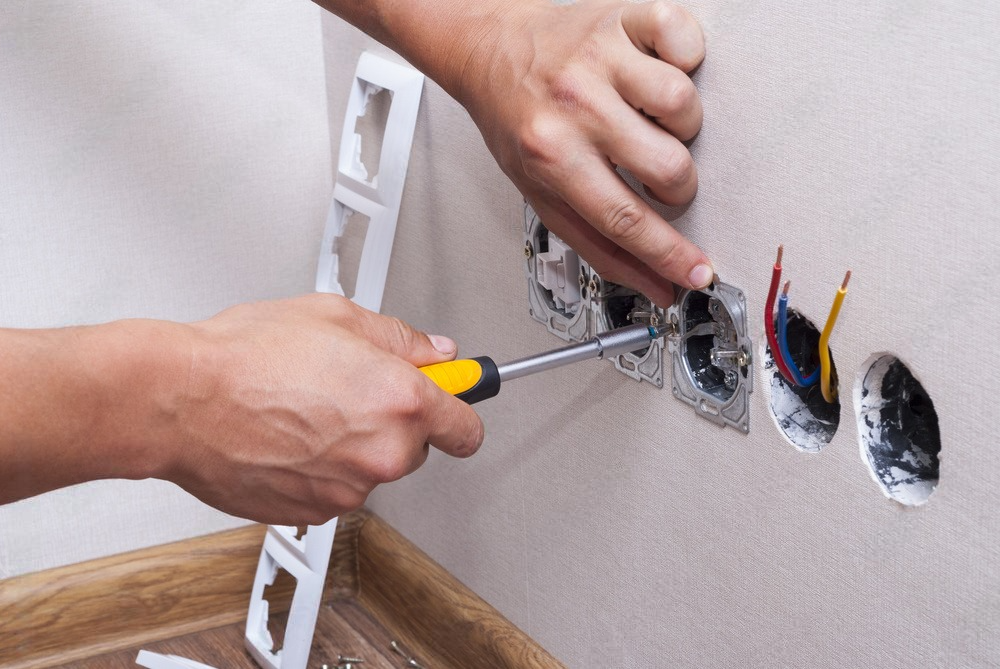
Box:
[778,294,819,387]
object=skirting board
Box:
[0,509,563,669]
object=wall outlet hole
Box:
[763,309,839,452]
[855,354,941,506]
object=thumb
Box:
[354,311,458,367]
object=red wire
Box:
[765,246,796,384]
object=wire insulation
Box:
[819,271,851,403]
[765,246,797,384]
[777,282,819,387]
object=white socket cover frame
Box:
[136,52,423,669]
[315,51,424,307]
[246,51,423,669]
[136,651,219,669]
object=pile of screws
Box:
[390,640,426,669]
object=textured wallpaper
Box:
[0,1,332,576]
[321,1,1000,666]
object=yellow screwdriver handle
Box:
[419,356,501,405]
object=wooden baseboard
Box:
[350,514,562,669]
[0,510,563,669]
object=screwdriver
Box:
[419,323,669,404]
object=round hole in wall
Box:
[855,354,941,506]
[763,309,840,452]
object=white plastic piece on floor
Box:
[136,650,218,669]
[316,51,425,312]
[243,522,338,669]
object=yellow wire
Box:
[819,271,851,403]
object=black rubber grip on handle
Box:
[455,356,501,404]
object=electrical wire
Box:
[765,246,797,384]
[819,270,851,403]
[777,281,820,387]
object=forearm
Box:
[0,320,188,503]
[312,0,544,101]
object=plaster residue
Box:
[855,354,941,506]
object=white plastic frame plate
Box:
[316,51,424,313]
[136,651,218,669]
[241,52,423,669]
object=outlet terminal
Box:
[589,271,666,387]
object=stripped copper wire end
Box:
[782,280,791,296]
[776,245,784,266]
[842,270,852,290]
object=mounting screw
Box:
[588,278,599,294]
[523,243,533,259]
[578,274,587,288]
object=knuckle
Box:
[387,316,416,351]
[602,200,648,243]
[517,118,563,181]
[649,1,684,34]
[661,78,698,118]
[392,377,427,420]
[549,67,588,109]
[370,447,414,484]
[652,150,695,191]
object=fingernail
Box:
[688,263,714,289]
[428,334,456,355]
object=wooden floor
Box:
[2,510,563,669]
[67,600,428,669]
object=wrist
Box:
[83,319,195,483]
[339,0,550,104]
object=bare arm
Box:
[0,295,483,524]
[0,321,185,504]
[316,0,714,305]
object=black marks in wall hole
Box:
[856,354,941,506]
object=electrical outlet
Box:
[523,202,665,387]
[666,281,753,432]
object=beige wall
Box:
[0,1,331,576]
[3,1,998,666]
[322,1,1000,666]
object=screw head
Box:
[578,274,586,287]
[523,243,533,258]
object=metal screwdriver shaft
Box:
[497,323,665,382]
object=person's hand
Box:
[162,294,483,525]
[454,0,712,306]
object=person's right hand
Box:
[450,0,713,306]
[160,294,483,525]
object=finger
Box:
[593,95,699,204]
[544,152,714,290]
[349,308,458,367]
[620,1,705,73]
[613,54,702,140]
[526,191,676,305]
[419,378,485,459]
